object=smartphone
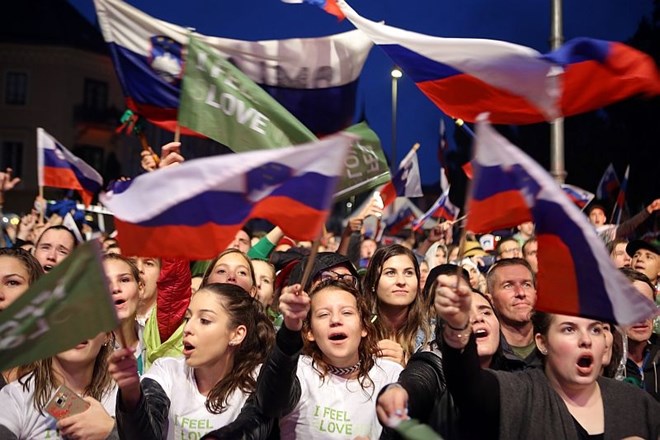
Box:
[45,384,90,420]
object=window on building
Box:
[0,141,23,176]
[83,79,108,111]
[73,145,104,172]
[5,72,28,105]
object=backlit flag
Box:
[336,0,660,125]
[37,128,103,206]
[94,0,371,136]
[611,165,630,225]
[281,0,344,20]
[379,147,423,208]
[560,184,595,210]
[466,115,657,325]
[0,241,118,371]
[596,163,620,201]
[100,134,353,259]
[412,189,459,231]
[178,35,316,151]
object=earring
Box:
[540,349,547,355]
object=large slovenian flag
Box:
[100,134,353,259]
[336,0,660,125]
[37,128,103,207]
[465,115,657,325]
[94,0,372,136]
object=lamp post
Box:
[391,66,402,170]
[550,0,566,183]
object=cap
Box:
[626,239,660,257]
[462,240,488,258]
[288,252,359,291]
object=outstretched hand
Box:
[279,284,310,332]
[433,274,472,331]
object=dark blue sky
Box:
[70,0,654,187]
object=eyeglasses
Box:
[318,270,358,288]
[500,247,521,255]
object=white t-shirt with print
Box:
[143,357,255,440]
[0,379,117,439]
[279,356,402,440]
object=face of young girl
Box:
[0,256,31,311]
[307,287,366,368]
[55,332,108,367]
[103,259,141,321]
[207,253,255,295]
[536,315,606,390]
[251,260,275,307]
[376,254,418,309]
[182,289,244,369]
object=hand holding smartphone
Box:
[45,384,90,420]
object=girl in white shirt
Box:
[0,332,117,439]
[108,282,274,439]
[236,278,403,440]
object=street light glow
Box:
[391,67,402,78]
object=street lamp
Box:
[391,66,402,170]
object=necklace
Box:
[326,360,361,376]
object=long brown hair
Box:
[201,249,257,290]
[302,279,380,393]
[362,244,430,360]
[196,283,275,414]
[18,334,115,414]
[0,248,44,285]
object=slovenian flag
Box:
[560,184,595,210]
[37,128,103,206]
[412,189,459,231]
[596,163,620,202]
[94,0,370,136]
[335,0,660,125]
[465,114,657,325]
[379,147,423,208]
[100,134,353,259]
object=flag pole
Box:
[174,125,181,143]
[38,186,45,223]
[299,236,322,291]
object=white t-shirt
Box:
[279,356,402,440]
[143,357,255,439]
[0,379,117,440]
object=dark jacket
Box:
[625,341,660,401]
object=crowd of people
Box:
[0,144,659,439]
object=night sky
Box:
[70,0,659,211]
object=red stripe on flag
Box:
[42,166,83,192]
[126,98,205,137]
[115,196,329,259]
[379,182,397,208]
[466,190,531,233]
[417,75,546,125]
[561,43,660,117]
[535,234,580,316]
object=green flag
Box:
[0,241,118,371]
[394,419,443,440]
[334,122,391,201]
[179,34,317,151]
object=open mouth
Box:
[328,332,348,342]
[114,298,126,306]
[474,328,489,339]
[44,265,53,272]
[576,354,594,374]
[183,341,195,355]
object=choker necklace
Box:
[327,361,361,376]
